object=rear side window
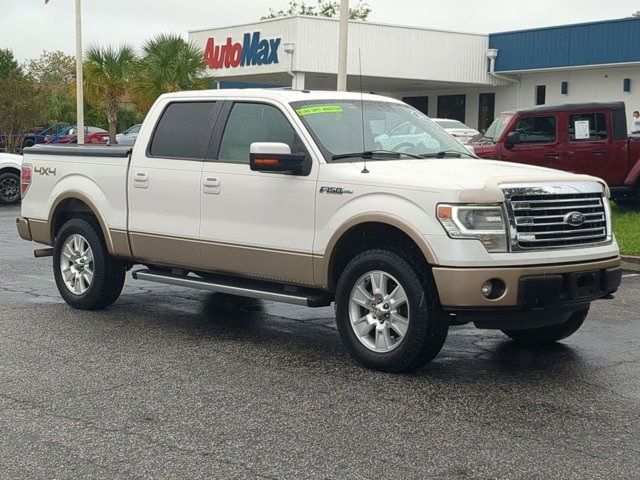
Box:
[218,103,301,164]
[513,116,556,144]
[568,113,608,141]
[149,102,219,159]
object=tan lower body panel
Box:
[29,219,51,245]
[16,218,33,241]
[130,232,315,286]
[433,257,621,308]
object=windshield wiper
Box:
[332,149,422,161]
[418,150,473,159]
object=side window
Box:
[149,102,218,160]
[513,116,556,144]
[218,103,302,164]
[568,113,608,141]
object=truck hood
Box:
[324,158,609,202]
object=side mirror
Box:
[505,131,520,148]
[250,142,307,175]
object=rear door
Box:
[499,114,562,169]
[128,100,221,269]
[199,100,318,285]
[561,111,615,177]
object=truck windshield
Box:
[483,114,513,142]
[291,100,472,162]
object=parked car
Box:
[432,118,480,144]
[18,90,621,373]
[374,121,439,153]
[44,126,110,144]
[116,124,142,146]
[0,124,71,153]
[0,152,22,204]
[471,102,640,204]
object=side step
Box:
[131,269,333,308]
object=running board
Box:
[131,269,333,308]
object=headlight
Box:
[437,204,508,253]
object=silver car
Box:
[116,124,142,146]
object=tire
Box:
[335,248,449,373]
[53,217,126,310]
[0,172,21,205]
[502,308,589,345]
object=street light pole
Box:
[75,0,85,144]
[337,0,349,91]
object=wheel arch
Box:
[317,213,438,291]
[0,166,21,176]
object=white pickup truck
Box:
[17,89,622,372]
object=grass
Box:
[611,202,640,256]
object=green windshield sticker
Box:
[296,105,343,116]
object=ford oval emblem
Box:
[564,211,586,227]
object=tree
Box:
[0,49,20,79]
[24,51,76,125]
[82,45,137,143]
[0,72,46,152]
[634,11,640,17]
[262,0,372,20]
[132,34,209,113]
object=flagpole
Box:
[75,0,85,144]
[337,0,349,91]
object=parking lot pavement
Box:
[1,204,639,479]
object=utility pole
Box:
[337,0,349,91]
[75,0,85,144]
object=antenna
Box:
[359,49,369,174]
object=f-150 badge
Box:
[319,186,353,195]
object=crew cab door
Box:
[128,100,221,269]
[561,111,616,178]
[199,101,318,285]
[500,114,563,168]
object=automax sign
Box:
[204,32,281,70]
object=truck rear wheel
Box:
[502,308,589,345]
[335,249,448,373]
[53,217,126,310]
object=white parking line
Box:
[623,274,640,278]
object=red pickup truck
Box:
[472,102,640,204]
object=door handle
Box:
[592,149,607,156]
[544,152,560,159]
[203,176,221,195]
[133,171,149,188]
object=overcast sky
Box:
[2,0,639,62]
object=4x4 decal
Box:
[34,166,57,176]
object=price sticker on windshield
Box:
[296,105,343,116]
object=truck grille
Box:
[502,183,610,250]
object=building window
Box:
[478,93,495,132]
[568,113,607,142]
[437,95,466,123]
[513,116,556,144]
[535,85,546,106]
[403,96,429,115]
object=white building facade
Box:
[189,16,640,131]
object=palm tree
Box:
[132,34,210,113]
[83,45,137,143]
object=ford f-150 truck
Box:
[17,90,622,372]
[472,102,640,204]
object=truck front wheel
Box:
[335,249,449,373]
[502,308,589,345]
[53,217,126,310]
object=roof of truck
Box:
[501,101,626,115]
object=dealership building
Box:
[189,16,640,132]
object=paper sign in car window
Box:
[296,105,343,116]
[574,120,591,140]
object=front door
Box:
[500,114,563,169]
[128,100,221,269]
[200,101,318,285]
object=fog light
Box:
[481,281,493,298]
[481,279,506,300]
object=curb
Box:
[622,255,640,272]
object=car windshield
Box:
[291,100,472,161]
[435,120,468,129]
[483,114,513,141]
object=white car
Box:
[17,90,621,372]
[0,152,22,205]
[116,124,142,146]
[432,118,480,144]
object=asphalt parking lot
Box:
[1,204,639,479]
